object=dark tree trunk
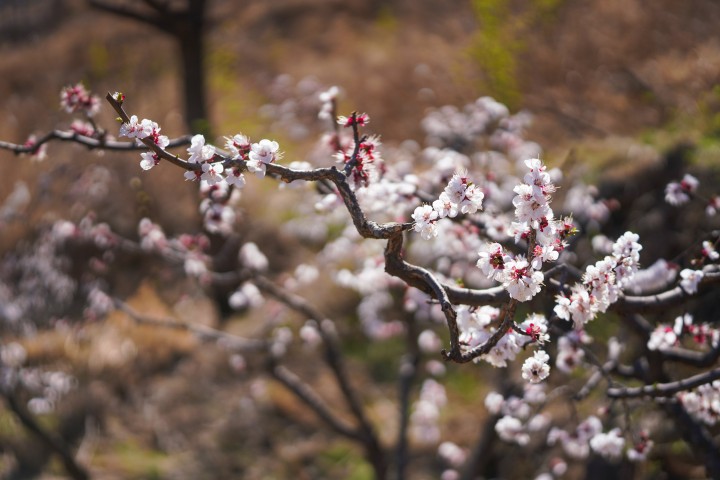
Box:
[178,23,208,134]
[176,0,208,134]
[89,0,211,134]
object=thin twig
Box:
[0,130,191,154]
[113,297,266,352]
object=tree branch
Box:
[113,297,267,352]
[3,390,90,480]
[268,362,363,442]
[0,130,191,155]
[88,0,166,31]
[607,367,720,399]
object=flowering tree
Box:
[0,82,719,479]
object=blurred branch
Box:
[88,0,164,31]
[252,275,387,478]
[268,362,363,442]
[660,343,720,367]
[607,367,720,399]
[113,297,267,352]
[614,269,720,313]
[2,390,90,480]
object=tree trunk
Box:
[177,0,208,134]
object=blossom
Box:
[418,329,442,353]
[458,183,484,214]
[299,322,322,348]
[647,326,677,351]
[432,191,459,219]
[612,231,642,264]
[225,133,251,159]
[531,243,559,270]
[520,313,550,344]
[239,242,269,271]
[702,241,719,261]
[495,415,529,445]
[411,204,439,239]
[225,168,247,188]
[138,218,167,251]
[679,268,704,294]
[318,86,339,120]
[665,174,698,206]
[229,283,264,310]
[484,391,504,415]
[521,350,550,383]
[60,83,100,116]
[139,152,160,171]
[119,115,152,139]
[503,256,544,302]
[187,134,215,163]
[23,135,47,161]
[184,254,208,278]
[706,196,720,216]
[201,162,224,185]
[247,139,280,178]
[70,120,95,137]
[337,113,369,127]
[476,242,509,281]
[589,428,625,460]
[627,435,653,462]
[201,201,236,235]
[1,342,27,368]
[438,442,466,468]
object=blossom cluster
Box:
[410,378,447,444]
[665,172,720,217]
[119,115,170,171]
[412,170,484,240]
[0,342,76,415]
[485,385,549,446]
[665,173,699,206]
[647,313,720,352]
[60,83,100,117]
[118,114,280,190]
[554,231,643,328]
[474,159,572,302]
[457,307,548,368]
[332,113,383,188]
[678,381,720,425]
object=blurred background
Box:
[1,0,720,478]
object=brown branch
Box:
[106,93,196,171]
[384,233,513,363]
[607,368,720,399]
[343,112,364,177]
[0,130,191,155]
